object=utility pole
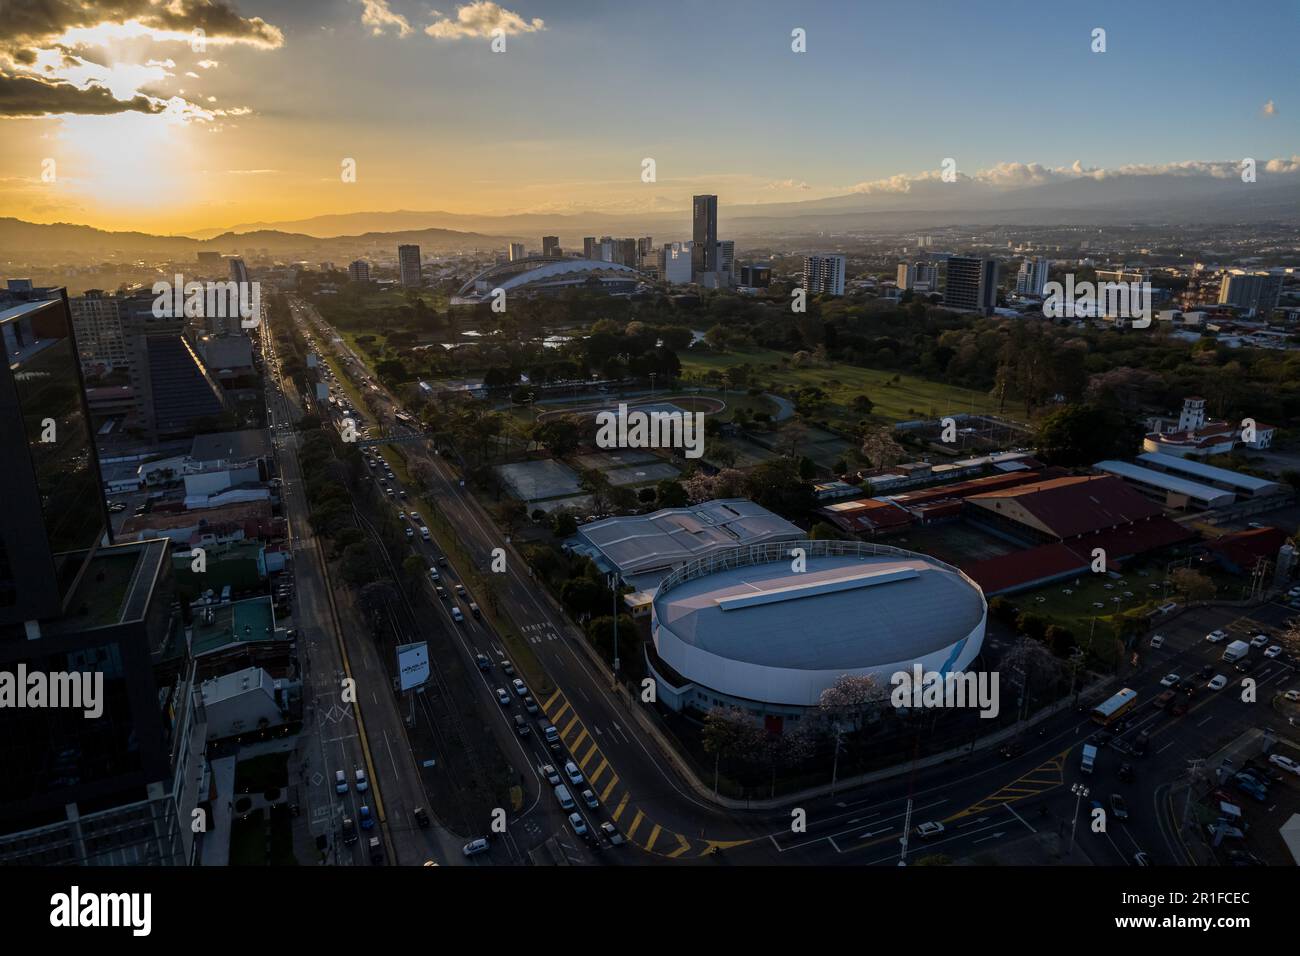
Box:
[607,571,620,692]
[1068,782,1089,855]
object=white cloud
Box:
[358,0,413,38]
[764,179,811,191]
[425,2,545,40]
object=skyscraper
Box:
[897,261,939,294]
[347,260,371,282]
[803,254,846,296]
[1015,256,1050,296]
[397,244,422,287]
[508,242,526,262]
[1217,270,1282,317]
[583,237,598,259]
[944,257,999,315]
[691,195,718,279]
[541,236,560,257]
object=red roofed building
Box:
[963,543,1089,596]
[815,498,913,535]
[1200,526,1287,575]
[965,475,1164,545]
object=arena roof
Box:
[453,257,642,303]
[1135,452,1285,495]
[654,549,983,671]
[575,498,802,577]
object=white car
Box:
[1205,630,1228,644]
[495,688,510,706]
[1264,645,1283,658]
[564,761,584,786]
[450,607,464,623]
[568,812,588,837]
[462,837,490,857]
[1149,634,1166,649]
[1268,754,1300,775]
[1286,690,1300,703]
[1160,673,1181,688]
[915,821,945,839]
[512,678,527,697]
[1207,674,1228,691]
[1250,634,1270,648]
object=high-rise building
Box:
[1217,270,1282,317]
[803,254,846,296]
[691,195,718,279]
[508,242,526,262]
[659,242,694,285]
[397,244,422,287]
[636,236,654,259]
[69,290,129,376]
[739,263,771,288]
[1015,256,1050,296]
[897,261,940,294]
[347,260,371,282]
[944,257,999,314]
[542,236,560,257]
[583,237,598,259]
[0,294,198,863]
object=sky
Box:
[0,0,1296,235]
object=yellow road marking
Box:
[626,810,645,840]
[570,728,589,754]
[550,700,571,725]
[667,834,692,858]
[560,715,579,740]
[644,824,662,851]
[542,688,562,711]
[579,742,601,770]
[588,757,609,785]
[600,774,620,803]
[611,792,630,821]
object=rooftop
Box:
[190,596,278,657]
[1135,452,1285,494]
[575,498,802,576]
[967,474,1164,539]
[1093,461,1235,506]
[189,429,273,464]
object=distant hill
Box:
[0,218,517,260]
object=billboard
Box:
[396,642,430,691]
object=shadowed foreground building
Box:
[0,293,205,865]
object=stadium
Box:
[647,539,987,724]
[450,256,644,305]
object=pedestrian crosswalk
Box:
[523,622,561,644]
[539,688,750,859]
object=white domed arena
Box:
[647,539,987,720]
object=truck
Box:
[1081,743,1098,774]
[1222,639,1250,663]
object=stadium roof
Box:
[576,498,801,577]
[654,552,983,670]
[454,258,642,302]
[967,474,1165,539]
[1093,461,1235,507]
[1136,452,1285,495]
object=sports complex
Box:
[646,539,988,725]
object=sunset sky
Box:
[1,0,1295,236]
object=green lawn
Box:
[679,346,1009,426]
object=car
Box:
[437,555,448,567]
[1208,674,1228,690]
[1286,690,1300,702]
[1159,673,1181,687]
[495,687,510,706]
[455,584,467,598]
[409,512,422,525]
[1109,793,1129,820]
[359,805,375,830]
[462,837,490,857]
[1265,645,1283,658]
[565,761,584,785]
[501,660,515,676]
[475,653,491,671]
[599,822,626,846]
[451,607,464,623]
[435,586,449,601]
[399,490,407,498]
[1154,690,1176,709]
[386,488,394,497]
[341,815,357,845]
[414,807,430,829]
[428,567,440,581]
[1250,633,1270,648]
[397,512,406,522]
[512,678,527,697]
[1263,754,1294,780]
[1118,763,1134,782]
[513,715,531,736]
[915,821,945,839]
[386,471,395,480]
[582,789,599,809]
[405,528,414,539]
[369,835,384,865]
[1132,732,1149,756]
[1199,664,1215,679]
[469,602,481,619]
[335,769,348,795]
[1235,659,1256,673]
[568,812,588,837]
[542,764,561,786]
[1149,634,1165,649]
[523,696,538,715]
[354,768,368,793]
[1206,630,1228,643]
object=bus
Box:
[1090,688,1138,726]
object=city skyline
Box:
[0,0,1295,234]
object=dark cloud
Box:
[0,72,164,117]
[2,0,284,59]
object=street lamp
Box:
[1068,782,1090,855]
[607,571,621,691]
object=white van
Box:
[553,784,575,810]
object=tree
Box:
[818,674,882,730]
[1035,403,1143,467]
[654,479,689,508]
[1170,568,1216,603]
[701,706,765,792]
[745,458,814,516]
[859,427,905,471]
